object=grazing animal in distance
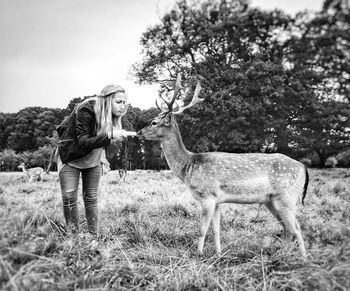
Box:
[138,74,309,258]
[18,163,44,182]
[117,169,127,182]
[46,146,58,174]
[101,159,111,175]
[101,159,126,182]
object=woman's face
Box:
[111,92,128,117]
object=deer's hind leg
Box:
[265,197,306,257]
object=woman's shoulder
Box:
[78,98,95,110]
[75,99,97,123]
[76,99,96,115]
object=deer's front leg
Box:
[198,198,216,255]
[211,203,221,254]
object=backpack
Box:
[56,105,89,164]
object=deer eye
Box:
[151,121,157,126]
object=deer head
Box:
[18,163,25,170]
[138,74,204,140]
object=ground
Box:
[0,168,349,290]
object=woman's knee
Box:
[62,188,78,205]
[59,165,80,199]
[83,191,98,207]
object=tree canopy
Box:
[131,0,350,166]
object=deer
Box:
[138,74,309,258]
[100,148,127,182]
[117,168,127,182]
[101,160,126,182]
[18,162,44,182]
[101,158,111,175]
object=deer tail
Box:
[302,166,309,206]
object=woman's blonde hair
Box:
[76,85,128,135]
[95,85,128,134]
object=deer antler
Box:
[155,99,162,111]
[173,81,203,115]
[156,74,183,112]
[164,73,183,111]
[156,74,203,114]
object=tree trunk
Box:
[315,149,327,168]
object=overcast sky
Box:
[0,0,323,113]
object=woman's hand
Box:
[109,129,137,141]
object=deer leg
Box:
[264,199,284,236]
[211,203,221,254]
[281,214,306,258]
[294,220,307,258]
[198,199,216,255]
[267,198,307,258]
[252,203,263,222]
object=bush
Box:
[0,149,21,171]
[31,145,54,168]
[325,156,338,168]
[19,146,55,169]
[336,150,350,167]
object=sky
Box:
[0,0,323,113]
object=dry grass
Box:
[0,168,349,290]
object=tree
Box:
[22,145,53,169]
[132,0,350,166]
[0,149,21,171]
[6,107,66,152]
[289,0,350,102]
[285,0,350,165]
[0,113,15,151]
[7,107,40,151]
[133,0,302,152]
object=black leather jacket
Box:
[57,100,111,164]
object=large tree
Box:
[132,0,350,166]
[285,0,350,163]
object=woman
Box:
[57,84,136,236]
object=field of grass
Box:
[0,168,349,290]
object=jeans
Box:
[59,164,101,235]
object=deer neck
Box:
[20,166,29,176]
[160,122,192,181]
